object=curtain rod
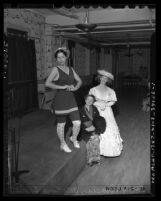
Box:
[6,32,61,40]
[6,32,41,40]
[8,79,35,86]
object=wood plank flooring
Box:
[65,87,151,195]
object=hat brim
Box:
[97,70,114,80]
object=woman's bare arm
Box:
[45,67,67,90]
[70,68,82,91]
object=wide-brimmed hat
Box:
[54,47,70,58]
[97,69,114,80]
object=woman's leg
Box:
[56,115,72,152]
[69,111,81,148]
[72,120,81,144]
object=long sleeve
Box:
[108,89,117,102]
[106,89,117,106]
[88,88,94,96]
[79,107,92,130]
[106,101,115,106]
[93,105,100,119]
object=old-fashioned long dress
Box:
[53,66,79,115]
[89,86,123,157]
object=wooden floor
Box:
[65,87,151,195]
[8,110,87,195]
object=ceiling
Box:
[28,6,156,47]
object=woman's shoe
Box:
[60,143,72,153]
[70,137,80,148]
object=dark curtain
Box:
[112,48,118,89]
[68,40,75,67]
[91,47,100,87]
[8,35,38,117]
[96,47,100,70]
[111,48,120,117]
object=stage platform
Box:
[8,110,87,195]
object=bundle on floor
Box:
[86,116,106,166]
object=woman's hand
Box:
[94,101,106,111]
[64,85,75,91]
[84,121,93,128]
[85,125,95,132]
[106,101,115,107]
[66,85,79,91]
[70,86,78,91]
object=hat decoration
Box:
[97,69,114,80]
[55,47,70,58]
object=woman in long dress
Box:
[89,69,123,157]
[45,47,82,153]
